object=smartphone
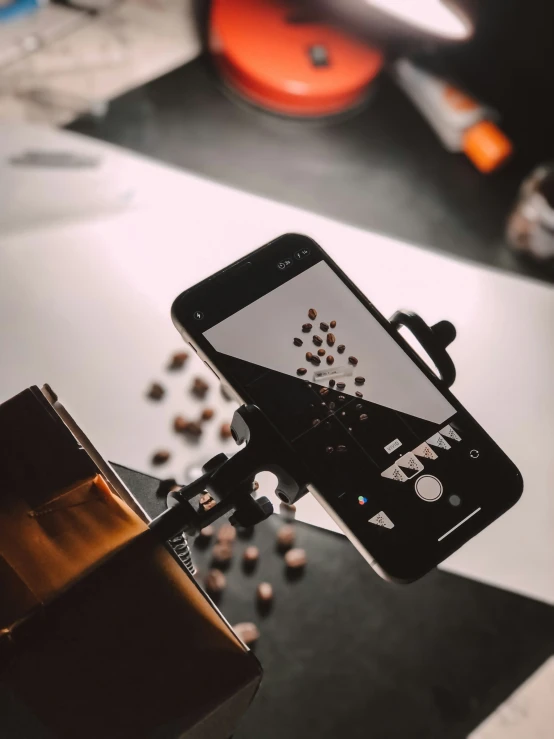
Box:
[172,234,523,582]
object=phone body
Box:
[172,234,523,582]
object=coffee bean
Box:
[212,542,233,566]
[191,377,210,399]
[355,376,366,385]
[312,418,321,426]
[319,322,329,332]
[220,422,233,439]
[319,387,330,395]
[360,413,369,422]
[317,348,326,356]
[337,444,347,453]
[233,622,260,645]
[243,546,260,564]
[329,379,336,388]
[297,368,307,376]
[313,335,323,346]
[173,415,188,433]
[152,450,170,465]
[305,351,313,361]
[311,356,321,366]
[327,333,335,347]
[201,408,214,421]
[340,411,346,417]
[326,355,334,365]
[257,582,273,603]
[184,421,203,438]
[293,337,303,346]
[348,356,359,366]
[356,404,363,410]
[337,344,345,354]
[328,401,336,410]
[336,382,345,390]
[326,446,334,454]
[348,427,353,432]
[285,548,307,569]
[302,323,312,333]
[355,391,363,398]
[218,523,237,544]
[168,351,189,370]
[147,382,165,400]
[338,395,346,403]
[277,524,295,550]
[330,320,337,329]
[205,569,226,594]
[321,402,327,411]
[199,492,216,511]
[199,525,214,539]
[308,308,317,320]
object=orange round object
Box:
[462,120,513,174]
[210,0,383,117]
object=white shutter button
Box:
[415,475,443,502]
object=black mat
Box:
[116,464,554,739]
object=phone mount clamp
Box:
[149,310,457,544]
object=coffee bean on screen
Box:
[360,414,369,422]
[355,391,363,398]
[329,379,336,388]
[356,404,363,410]
[168,351,189,370]
[220,422,233,439]
[147,382,165,400]
[311,356,321,366]
[337,444,347,453]
[293,337,303,346]
[326,355,334,365]
[152,450,170,465]
[218,523,237,544]
[233,622,260,646]
[355,377,366,385]
[205,569,226,594]
[308,308,318,320]
[312,418,321,427]
[330,320,337,329]
[257,582,273,603]
[336,382,345,390]
[313,335,323,346]
[191,377,210,399]
[201,408,215,421]
[326,446,334,454]
[305,351,313,361]
[319,387,330,396]
[317,348,326,357]
[326,333,335,347]
[297,368,307,376]
[302,323,312,333]
[340,411,346,417]
[328,401,336,410]
[319,322,329,332]
[348,356,358,366]
[337,345,345,354]
[338,395,346,403]
[277,524,295,550]
[285,548,307,570]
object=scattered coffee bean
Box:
[311,356,321,366]
[319,387,330,396]
[168,351,189,370]
[201,408,215,421]
[218,523,237,544]
[340,411,346,417]
[212,542,233,566]
[348,356,359,366]
[337,344,345,354]
[302,323,312,333]
[330,320,337,329]
[147,382,165,401]
[326,446,334,454]
[285,548,307,569]
[297,368,307,376]
[355,391,364,398]
[184,421,203,438]
[319,322,329,332]
[360,413,369,421]
[152,450,170,465]
[356,404,363,410]
[308,308,317,320]
[277,524,296,550]
[326,355,334,365]
[317,348,326,357]
[305,351,313,361]
[313,335,323,346]
[173,415,188,433]
[191,377,210,399]
[327,333,335,347]
[243,546,260,564]
[199,525,215,539]
[348,427,353,433]
[293,337,303,346]
[336,382,346,390]
[233,622,260,646]
[257,582,273,603]
[220,422,233,439]
[338,395,346,402]
[329,379,336,387]
[355,376,366,385]
[328,401,336,410]
[205,569,226,594]
[199,492,216,511]
[337,444,347,453]
[312,418,321,427]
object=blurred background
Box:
[1,1,554,738]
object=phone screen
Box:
[173,235,522,580]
